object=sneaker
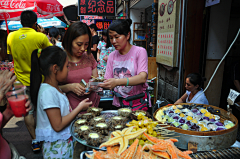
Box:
[31,141,41,152]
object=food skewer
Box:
[91,76,98,80]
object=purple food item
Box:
[169,110,174,114]
[215,122,223,126]
[186,121,192,126]
[197,113,202,115]
[190,124,200,131]
[179,118,186,124]
[203,117,209,121]
[209,119,216,122]
[191,109,198,113]
[173,116,179,120]
[216,127,225,131]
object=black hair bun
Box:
[126,19,132,27]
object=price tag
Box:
[227,89,240,105]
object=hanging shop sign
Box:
[205,0,220,7]
[78,0,116,16]
[95,19,112,30]
[80,16,103,25]
[156,0,180,67]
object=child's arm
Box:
[46,98,92,132]
[97,49,101,62]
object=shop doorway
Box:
[219,0,240,141]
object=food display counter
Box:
[73,103,240,159]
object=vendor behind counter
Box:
[175,73,209,105]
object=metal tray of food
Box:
[70,110,119,150]
[80,151,95,159]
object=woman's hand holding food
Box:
[98,78,118,90]
[71,83,86,96]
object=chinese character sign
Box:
[156,0,180,67]
[78,0,115,16]
[95,19,112,30]
[81,19,95,25]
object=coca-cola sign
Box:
[0,0,30,9]
[0,13,10,19]
[46,4,61,12]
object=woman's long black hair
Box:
[30,46,67,106]
[101,29,111,48]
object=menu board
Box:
[156,0,180,67]
[78,0,116,16]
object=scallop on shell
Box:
[118,108,132,118]
[77,125,91,137]
[87,107,103,116]
[89,116,105,126]
[84,131,103,147]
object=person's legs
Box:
[24,114,36,139]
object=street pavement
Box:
[2,116,43,159]
[2,116,81,159]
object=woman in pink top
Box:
[0,70,31,159]
[60,22,100,111]
[99,19,151,111]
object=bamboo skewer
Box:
[91,76,98,80]
[158,136,180,139]
[154,126,171,129]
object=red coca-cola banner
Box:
[0,0,63,16]
[0,6,59,20]
[78,0,115,16]
[0,0,35,12]
[36,0,63,15]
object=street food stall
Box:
[71,100,240,159]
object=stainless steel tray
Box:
[80,151,95,159]
[70,110,118,150]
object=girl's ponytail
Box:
[30,49,42,107]
[50,37,56,45]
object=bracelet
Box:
[126,78,129,87]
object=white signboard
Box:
[227,89,240,105]
[156,0,180,67]
[205,0,220,7]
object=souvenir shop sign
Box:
[78,0,116,16]
[156,0,180,67]
[95,19,112,30]
[81,16,103,25]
